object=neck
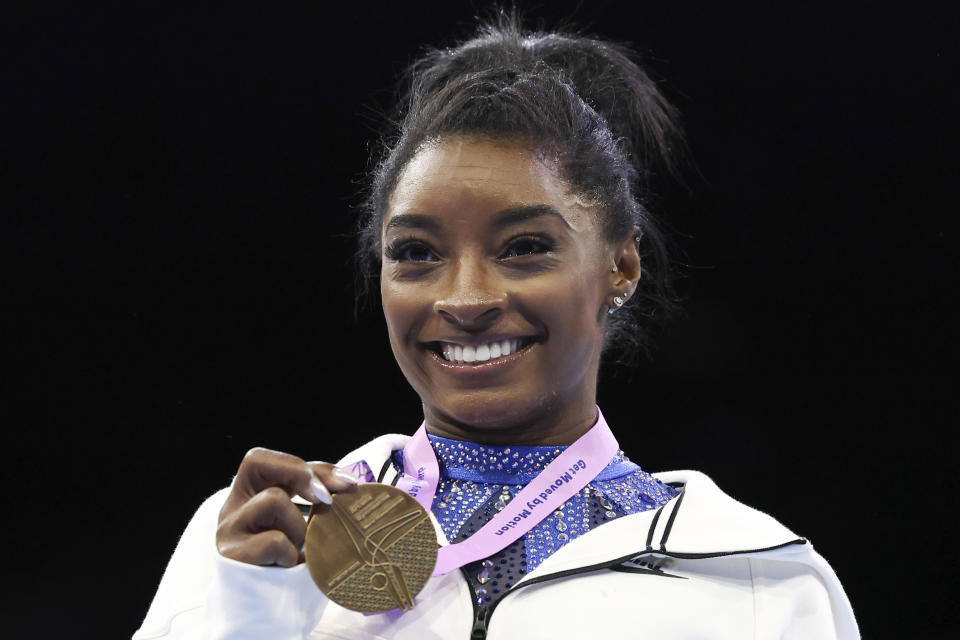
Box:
[422,393,599,446]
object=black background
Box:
[3,1,956,637]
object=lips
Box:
[427,337,536,364]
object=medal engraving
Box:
[305,483,438,613]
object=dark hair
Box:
[357,12,686,361]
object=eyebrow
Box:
[384,204,572,233]
[383,213,441,233]
[492,204,573,230]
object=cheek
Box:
[530,271,605,348]
[559,271,607,344]
[379,281,405,346]
[380,281,426,357]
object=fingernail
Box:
[333,468,360,484]
[310,477,333,504]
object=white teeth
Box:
[437,338,530,363]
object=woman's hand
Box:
[216,447,359,568]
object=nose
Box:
[433,256,507,329]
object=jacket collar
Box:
[336,435,806,584]
[517,469,805,584]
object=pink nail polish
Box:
[310,477,333,504]
[333,468,360,484]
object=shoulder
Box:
[649,470,860,638]
[650,469,803,553]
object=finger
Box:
[239,486,310,551]
[216,487,307,566]
[230,447,331,507]
[307,461,361,493]
[218,529,300,568]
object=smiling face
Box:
[380,136,638,445]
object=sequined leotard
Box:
[391,434,678,610]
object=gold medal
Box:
[304,483,438,613]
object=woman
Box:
[135,17,859,640]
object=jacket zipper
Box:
[470,603,491,640]
[465,558,621,640]
[462,538,807,639]
[463,566,492,640]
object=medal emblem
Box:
[305,483,438,613]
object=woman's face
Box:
[380,136,635,442]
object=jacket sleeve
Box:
[749,547,860,639]
[133,488,329,640]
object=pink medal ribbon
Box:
[395,407,619,576]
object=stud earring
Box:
[611,265,618,273]
[607,295,625,314]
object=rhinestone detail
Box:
[391,436,678,579]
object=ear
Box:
[609,228,642,301]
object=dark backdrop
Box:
[3,1,955,637]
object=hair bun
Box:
[527,32,685,182]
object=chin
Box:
[428,387,560,434]
[438,396,524,430]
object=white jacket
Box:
[135,434,860,639]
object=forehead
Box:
[385,136,600,233]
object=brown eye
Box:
[502,237,552,258]
[402,244,438,262]
[385,240,439,262]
